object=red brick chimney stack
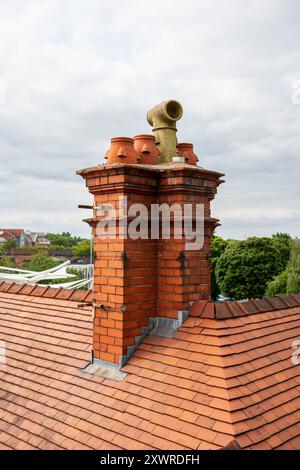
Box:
[77,101,224,367]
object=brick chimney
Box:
[77,100,224,367]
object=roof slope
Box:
[180,308,300,449]
[0,289,300,450]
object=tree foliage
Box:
[211,236,229,300]
[216,237,281,300]
[271,233,291,271]
[265,269,288,297]
[2,239,17,252]
[46,232,83,248]
[0,255,15,270]
[25,252,60,272]
[72,239,91,258]
[287,242,300,293]
[265,241,300,296]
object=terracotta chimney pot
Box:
[107,137,138,164]
[177,143,199,166]
[134,134,159,165]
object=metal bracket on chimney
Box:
[78,301,93,308]
[93,302,112,310]
[78,204,94,210]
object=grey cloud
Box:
[0,0,299,239]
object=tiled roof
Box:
[0,288,300,450]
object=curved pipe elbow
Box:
[147,100,183,130]
[147,100,183,163]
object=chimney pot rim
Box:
[111,137,134,143]
[177,143,194,148]
[133,134,156,140]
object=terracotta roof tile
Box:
[84,292,93,303]
[52,288,76,300]
[190,300,208,317]
[202,302,215,319]
[18,284,36,295]
[226,301,245,317]
[42,287,64,298]
[30,285,50,297]
[68,290,91,302]
[252,298,273,312]
[292,293,300,303]
[267,297,289,310]
[215,303,232,319]
[4,283,24,294]
[0,282,15,293]
[278,295,299,308]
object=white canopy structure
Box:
[0,260,93,289]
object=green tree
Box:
[211,236,229,300]
[3,238,17,253]
[25,252,60,272]
[287,242,300,294]
[46,232,83,248]
[265,269,288,297]
[72,239,91,258]
[286,271,300,294]
[216,237,280,300]
[265,241,300,296]
[0,255,15,270]
[271,233,291,272]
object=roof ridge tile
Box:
[290,293,300,305]
[215,303,232,319]
[0,282,16,293]
[278,295,299,308]
[190,300,208,317]
[251,298,274,312]
[7,283,24,294]
[0,281,91,303]
[30,285,50,297]
[266,297,289,311]
[237,300,260,315]
[226,301,245,317]
[190,293,300,320]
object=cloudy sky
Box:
[0,0,299,239]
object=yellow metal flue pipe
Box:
[147,100,183,164]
